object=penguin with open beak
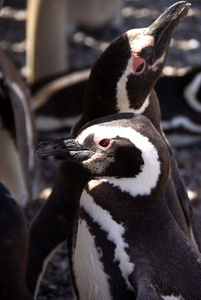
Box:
[35,113,201,300]
[26,2,198,296]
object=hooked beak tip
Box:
[146,1,191,37]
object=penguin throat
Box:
[98,169,159,198]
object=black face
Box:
[83,33,132,117]
[35,113,169,185]
[83,2,190,120]
[34,129,144,179]
[79,133,144,178]
[125,2,190,109]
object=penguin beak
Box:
[34,137,94,162]
[145,1,190,60]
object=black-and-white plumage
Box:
[0,48,36,206]
[27,2,198,295]
[0,180,33,300]
[35,113,201,300]
[0,0,36,208]
[72,1,191,134]
[155,67,201,146]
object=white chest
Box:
[74,218,111,300]
[73,186,135,299]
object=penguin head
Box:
[84,2,190,114]
[35,113,170,197]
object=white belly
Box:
[74,219,111,300]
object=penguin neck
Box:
[84,177,166,212]
[73,87,162,137]
[142,89,163,134]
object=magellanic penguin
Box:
[0,180,33,300]
[0,47,36,206]
[155,67,201,147]
[35,113,201,300]
[27,2,198,296]
[32,69,90,139]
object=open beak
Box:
[34,137,94,162]
[145,1,190,60]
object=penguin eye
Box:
[99,139,111,148]
[135,62,145,75]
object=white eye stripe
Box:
[127,28,154,53]
[78,125,161,196]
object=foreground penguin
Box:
[35,113,201,300]
[27,2,199,295]
[0,180,33,300]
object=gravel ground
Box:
[0,0,201,299]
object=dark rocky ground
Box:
[0,0,201,299]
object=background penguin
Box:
[35,113,201,300]
[155,66,201,147]
[32,69,90,139]
[0,19,36,207]
[0,180,33,300]
[32,65,201,146]
[26,2,199,295]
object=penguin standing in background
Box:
[155,67,201,147]
[0,47,36,207]
[26,2,199,295]
[0,180,33,300]
[0,0,35,208]
[35,113,201,300]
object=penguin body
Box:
[0,47,36,206]
[0,180,33,300]
[35,113,201,300]
[27,2,197,295]
[70,2,201,251]
[155,67,201,146]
